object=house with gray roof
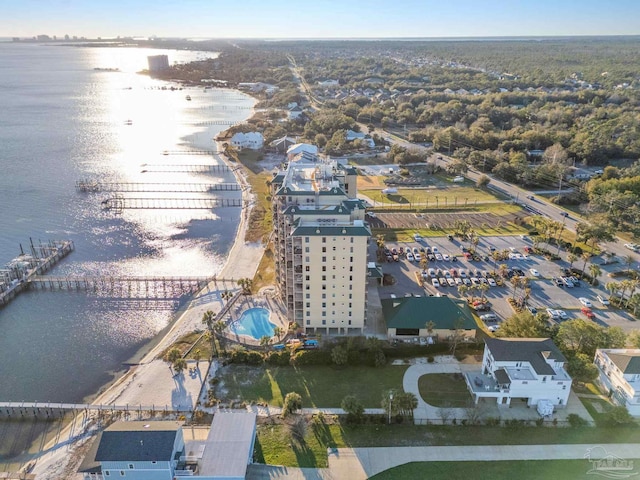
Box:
[594,349,640,416]
[465,338,572,409]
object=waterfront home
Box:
[286,143,318,161]
[465,338,572,409]
[594,349,640,416]
[230,132,264,150]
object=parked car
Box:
[413,234,423,241]
[454,277,462,285]
[546,308,560,320]
[562,277,574,288]
[554,277,564,287]
[474,303,490,311]
[526,305,538,314]
[487,278,497,287]
[624,243,639,252]
[480,313,497,322]
[556,310,568,320]
[443,254,451,261]
[432,278,440,288]
[435,254,443,261]
[596,294,610,306]
[407,252,414,261]
[529,268,540,277]
[488,325,500,332]
[447,278,455,287]
[581,307,595,319]
[570,276,581,286]
[414,253,422,262]
[462,278,471,286]
[458,269,468,278]
[579,297,592,307]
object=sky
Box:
[4,0,640,39]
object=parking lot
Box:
[372,235,637,333]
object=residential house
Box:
[286,143,318,161]
[78,421,185,479]
[465,338,572,409]
[230,132,264,150]
[381,296,478,342]
[288,105,303,120]
[345,130,375,149]
[269,136,297,153]
[594,349,640,416]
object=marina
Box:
[0,240,74,308]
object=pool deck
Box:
[221,292,288,346]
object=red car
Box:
[524,246,533,253]
[581,307,595,319]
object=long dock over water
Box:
[76,180,241,193]
[28,275,238,298]
[101,196,243,211]
[0,240,74,307]
[0,401,193,416]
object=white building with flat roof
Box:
[465,338,572,409]
[271,152,369,334]
[594,349,640,416]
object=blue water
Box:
[231,308,276,340]
[0,42,255,403]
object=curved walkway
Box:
[402,358,474,421]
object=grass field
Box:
[255,421,640,468]
[214,364,408,408]
[362,186,502,206]
[237,150,273,243]
[418,373,472,407]
[369,460,615,480]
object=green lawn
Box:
[369,460,616,480]
[418,373,472,407]
[362,186,503,207]
[254,422,640,468]
[215,365,408,408]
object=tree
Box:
[260,335,271,348]
[395,392,419,421]
[567,253,577,270]
[449,318,467,356]
[273,326,284,341]
[606,281,621,301]
[556,319,625,358]
[341,395,365,423]
[331,345,348,367]
[580,252,591,279]
[476,175,490,188]
[193,349,201,367]
[172,357,187,375]
[237,277,253,295]
[629,330,640,348]
[566,353,599,384]
[478,283,490,301]
[213,320,227,355]
[165,347,182,365]
[202,310,217,357]
[497,311,550,338]
[282,392,302,417]
[602,406,636,427]
[625,255,635,275]
[588,264,602,285]
[425,320,435,338]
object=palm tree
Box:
[221,290,233,302]
[628,293,640,316]
[458,284,469,300]
[289,322,300,336]
[260,335,271,348]
[510,276,522,300]
[201,310,217,357]
[213,320,227,355]
[273,326,284,341]
[588,264,602,286]
[425,320,435,338]
[625,255,635,275]
[606,281,620,301]
[478,283,490,301]
[567,253,577,270]
[237,278,253,295]
[580,252,591,279]
[499,263,509,279]
[193,349,201,368]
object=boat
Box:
[124,119,133,125]
[93,67,120,72]
[186,95,192,101]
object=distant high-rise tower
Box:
[147,55,169,72]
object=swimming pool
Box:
[230,307,277,340]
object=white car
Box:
[458,270,468,278]
[579,297,592,307]
[529,268,540,277]
[443,254,451,261]
[407,252,414,262]
[414,253,422,262]
[556,310,568,320]
[435,254,443,261]
[624,243,639,252]
[488,325,499,332]
[447,278,455,287]
[462,278,471,286]
[432,247,439,253]
[413,234,422,241]
[480,313,497,322]
[454,277,462,285]
[487,278,497,287]
[432,278,440,288]
[546,308,560,320]
[428,268,436,277]
[413,247,419,255]
[596,295,610,306]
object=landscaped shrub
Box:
[290,349,332,366]
[427,356,435,363]
[484,416,500,426]
[535,418,544,427]
[567,413,589,427]
[266,350,291,366]
[245,351,264,365]
[229,348,264,365]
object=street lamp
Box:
[388,391,394,425]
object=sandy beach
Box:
[29,144,268,479]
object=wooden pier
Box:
[0,401,193,416]
[0,240,74,308]
[140,163,233,173]
[101,196,243,211]
[76,180,241,193]
[27,275,238,298]
[161,149,218,156]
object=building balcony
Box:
[464,371,509,396]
